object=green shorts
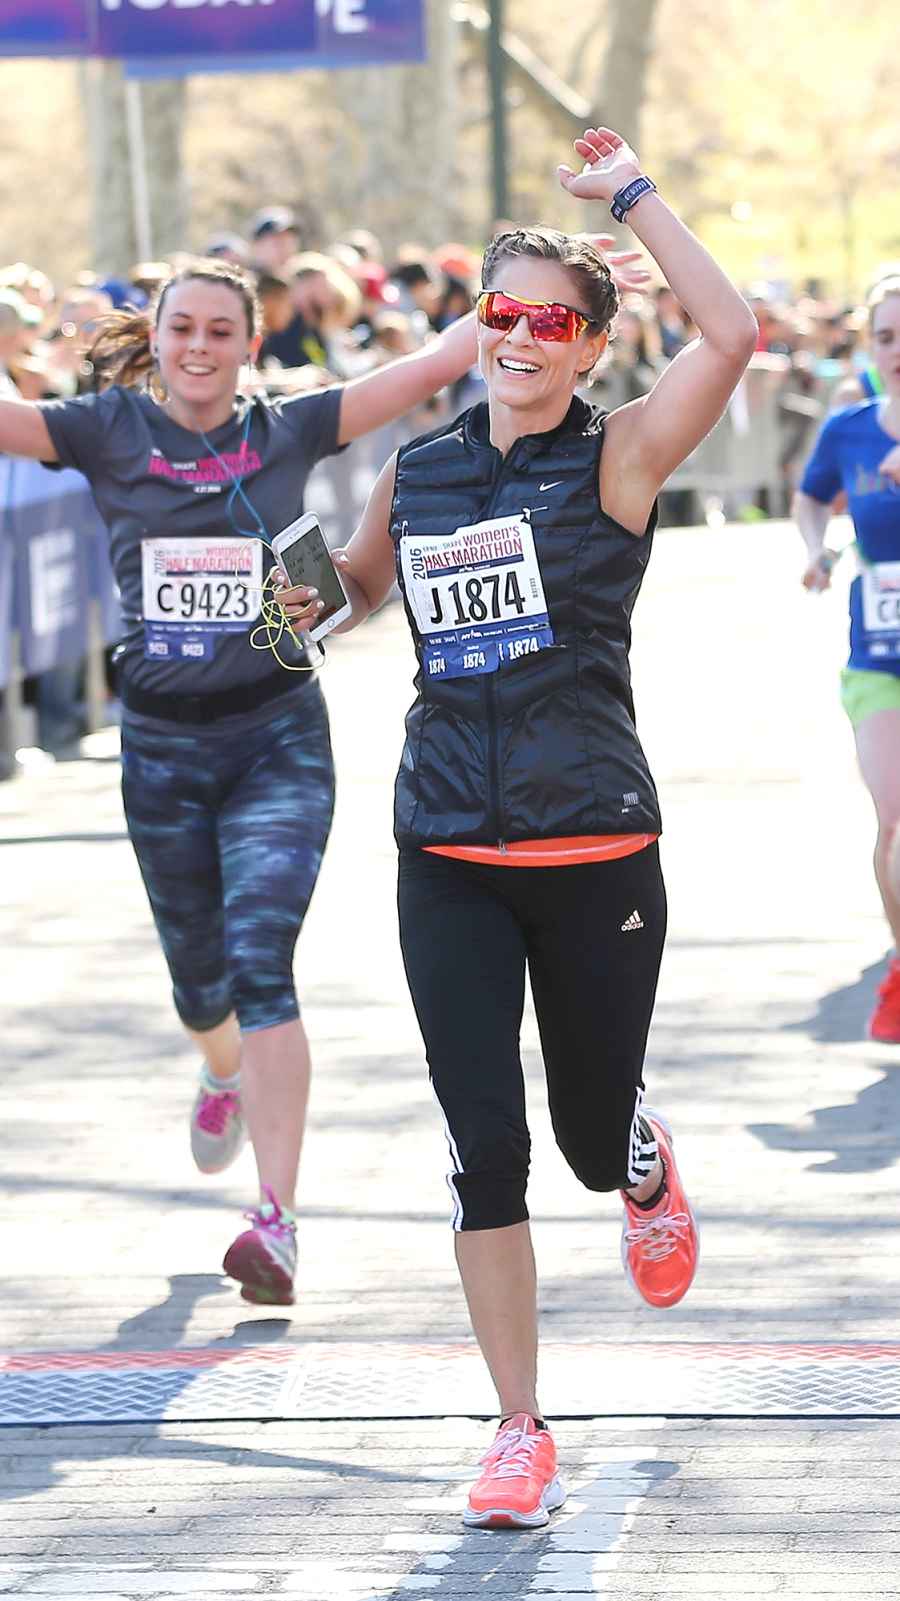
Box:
[840,667,900,727]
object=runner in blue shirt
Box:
[794,275,900,1041]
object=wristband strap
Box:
[610,175,657,224]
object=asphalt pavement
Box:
[2,519,899,1598]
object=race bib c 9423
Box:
[861,561,900,661]
[399,515,554,680]
[141,536,263,663]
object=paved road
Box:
[3,520,899,1597]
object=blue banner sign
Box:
[0,1,89,55]
[0,0,423,65]
[97,0,316,60]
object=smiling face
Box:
[154,278,258,429]
[870,292,900,397]
[477,255,608,446]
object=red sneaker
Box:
[621,1113,699,1309]
[868,959,900,1043]
[463,1414,566,1529]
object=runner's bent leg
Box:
[217,690,335,1210]
[524,847,668,1196]
[398,850,541,1419]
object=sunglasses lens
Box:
[479,292,582,342]
[529,305,573,341]
[479,293,518,331]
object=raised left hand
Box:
[558,127,642,205]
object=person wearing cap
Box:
[0,289,42,399]
[205,233,250,268]
[249,207,300,275]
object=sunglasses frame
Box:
[476,289,597,343]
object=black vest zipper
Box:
[479,440,525,847]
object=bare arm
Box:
[336,316,476,446]
[0,399,58,462]
[559,129,758,531]
[793,488,838,591]
[276,454,399,635]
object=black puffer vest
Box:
[390,396,662,848]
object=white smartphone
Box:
[272,512,352,643]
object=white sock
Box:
[200,1064,240,1094]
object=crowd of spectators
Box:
[1,201,895,761]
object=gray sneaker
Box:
[190,1080,246,1174]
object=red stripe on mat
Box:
[2,1342,900,1375]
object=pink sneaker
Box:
[463,1414,566,1529]
[190,1076,246,1175]
[223,1186,297,1305]
[621,1113,699,1308]
[869,958,900,1043]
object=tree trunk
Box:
[81,62,188,274]
[598,0,660,155]
[327,0,458,250]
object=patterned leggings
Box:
[121,685,335,1034]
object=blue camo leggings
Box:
[120,685,335,1034]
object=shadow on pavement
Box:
[3,1275,420,1513]
[749,1065,900,1173]
[784,955,888,1045]
[372,1454,681,1601]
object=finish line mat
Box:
[4,1342,900,1425]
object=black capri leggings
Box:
[398,843,667,1231]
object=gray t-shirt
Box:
[40,384,343,694]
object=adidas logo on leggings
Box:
[621,909,644,932]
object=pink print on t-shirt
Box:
[148,446,263,488]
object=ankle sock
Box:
[501,1413,546,1430]
[201,1065,240,1094]
[628,1156,668,1212]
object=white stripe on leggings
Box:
[433,1089,465,1230]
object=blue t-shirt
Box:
[40,384,343,695]
[800,399,900,674]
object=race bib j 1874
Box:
[399,515,554,680]
[141,536,263,663]
[861,562,900,661]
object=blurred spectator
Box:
[334,228,383,264]
[260,251,360,374]
[43,286,114,397]
[255,270,294,344]
[205,231,250,267]
[654,284,692,359]
[389,253,442,332]
[0,262,56,335]
[129,260,173,301]
[0,289,42,398]
[249,206,300,274]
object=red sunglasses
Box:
[477,289,596,343]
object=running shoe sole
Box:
[462,1475,566,1529]
[222,1234,295,1306]
[621,1108,700,1308]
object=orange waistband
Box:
[423,834,658,868]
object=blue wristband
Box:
[610,175,657,224]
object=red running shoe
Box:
[869,958,900,1043]
[463,1413,566,1529]
[621,1113,699,1309]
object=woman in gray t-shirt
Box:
[0,258,476,1305]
